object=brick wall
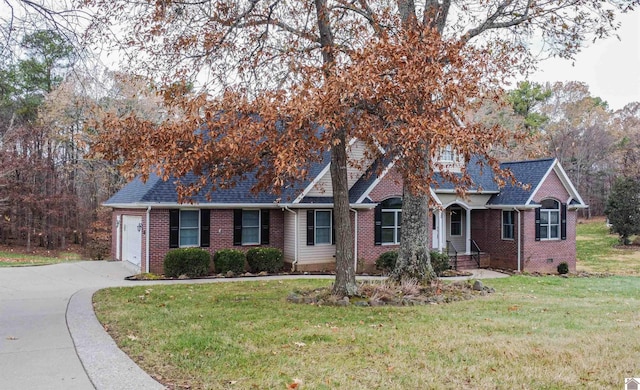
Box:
[357,167,404,270]
[114,208,285,274]
[471,209,518,270]
[521,169,577,273]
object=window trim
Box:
[381,209,401,245]
[314,210,333,245]
[179,209,200,248]
[539,199,561,241]
[502,210,515,240]
[241,209,261,246]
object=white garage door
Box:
[121,215,142,270]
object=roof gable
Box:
[486,158,555,206]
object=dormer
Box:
[434,145,464,173]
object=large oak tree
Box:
[84,0,638,295]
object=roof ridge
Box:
[500,157,555,165]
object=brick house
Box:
[105,141,587,274]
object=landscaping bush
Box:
[376,250,451,276]
[164,248,211,278]
[246,247,284,273]
[430,251,452,275]
[214,249,246,274]
[557,262,569,275]
[375,251,397,273]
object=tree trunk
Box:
[392,182,435,283]
[331,129,357,296]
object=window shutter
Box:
[306,210,315,246]
[331,211,335,245]
[561,203,567,240]
[534,207,541,241]
[374,203,382,246]
[169,209,179,248]
[233,209,242,246]
[200,209,210,247]
[261,210,270,245]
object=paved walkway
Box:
[0,261,508,389]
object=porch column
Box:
[465,208,471,254]
[439,209,445,252]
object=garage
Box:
[121,215,142,270]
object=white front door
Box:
[121,215,142,269]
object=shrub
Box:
[164,248,211,278]
[557,262,569,275]
[375,251,397,273]
[246,247,284,273]
[214,249,246,274]
[430,251,451,276]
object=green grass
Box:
[576,219,640,274]
[94,277,640,389]
[0,250,82,267]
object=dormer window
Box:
[440,145,454,162]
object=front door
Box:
[446,206,466,254]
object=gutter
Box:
[283,206,298,271]
[145,206,151,274]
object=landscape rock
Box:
[473,280,484,291]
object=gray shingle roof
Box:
[104,151,331,206]
[486,158,556,205]
[106,151,558,207]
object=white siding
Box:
[436,193,493,208]
[297,210,336,265]
[283,211,297,263]
[305,141,372,197]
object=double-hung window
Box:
[539,199,560,240]
[241,210,260,245]
[381,198,402,245]
[179,210,200,247]
[502,210,515,240]
[315,210,332,245]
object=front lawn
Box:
[0,247,82,267]
[576,219,640,274]
[94,277,640,389]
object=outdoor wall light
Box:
[137,222,143,232]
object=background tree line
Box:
[0,28,163,256]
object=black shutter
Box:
[261,210,270,245]
[200,209,210,247]
[233,209,242,246]
[331,211,335,245]
[306,210,315,246]
[374,203,382,246]
[535,207,541,241]
[169,209,179,248]
[561,203,567,240]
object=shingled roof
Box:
[104,150,331,206]
[486,158,556,206]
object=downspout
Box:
[350,208,358,271]
[284,206,298,271]
[515,208,521,273]
[145,206,151,274]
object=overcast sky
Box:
[529,10,640,111]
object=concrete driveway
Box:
[0,261,508,389]
[0,261,153,390]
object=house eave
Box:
[485,204,538,210]
[104,202,377,210]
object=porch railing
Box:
[446,240,458,270]
[470,239,481,267]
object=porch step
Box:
[449,253,490,270]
